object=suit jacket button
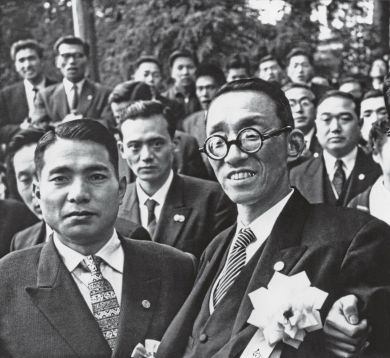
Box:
[142,299,151,309]
[199,333,208,343]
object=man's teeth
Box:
[230,171,255,180]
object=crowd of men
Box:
[0,35,390,357]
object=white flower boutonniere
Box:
[241,271,328,358]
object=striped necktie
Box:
[84,255,120,350]
[213,227,256,307]
[145,198,158,237]
[71,84,79,111]
[332,159,346,198]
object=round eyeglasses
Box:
[199,126,292,160]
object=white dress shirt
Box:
[323,147,357,198]
[304,127,315,149]
[209,189,294,314]
[136,170,174,228]
[24,78,45,114]
[63,78,85,110]
[369,176,390,225]
[53,231,124,312]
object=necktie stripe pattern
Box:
[145,198,157,237]
[84,255,120,350]
[213,228,256,307]
[332,159,346,198]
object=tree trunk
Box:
[72,0,99,82]
[373,0,389,54]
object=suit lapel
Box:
[119,184,141,225]
[26,238,111,356]
[78,79,95,115]
[15,82,29,119]
[226,192,310,354]
[304,156,326,203]
[113,238,160,357]
[154,175,191,246]
[53,84,70,119]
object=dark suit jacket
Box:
[118,174,237,258]
[0,78,56,143]
[289,147,381,206]
[11,218,151,252]
[38,79,114,128]
[0,199,38,258]
[0,235,196,358]
[157,191,390,358]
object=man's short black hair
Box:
[109,81,154,105]
[362,89,384,102]
[226,54,250,74]
[34,120,118,178]
[168,49,198,68]
[208,78,294,128]
[286,47,313,66]
[135,55,161,71]
[317,90,360,118]
[258,54,282,68]
[53,36,90,57]
[369,117,390,154]
[282,82,317,105]
[195,63,226,87]
[10,39,44,61]
[120,100,176,138]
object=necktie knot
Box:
[84,255,103,275]
[332,159,346,198]
[145,198,157,224]
[233,228,256,250]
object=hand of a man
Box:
[324,295,370,357]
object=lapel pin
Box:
[142,299,151,309]
[358,173,365,181]
[313,152,319,158]
[173,214,185,223]
[87,94,93,101]
[273,261,285,272]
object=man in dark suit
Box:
[117,100,236,258]
[109,80,209,181]
[290,90,381,206]
[37,36,113,129]
[0,120,195,357]
[157,78,390,358]
[6,128,149,252]
[0,39,56,144]
[283,82,322,167]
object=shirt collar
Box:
[323,147,358,178]
[53,230,123,273]
[237,188,294,238]
[24,78,45,91]
[304,127,315,146]
[136,170,174,207]
[63,78,85,94]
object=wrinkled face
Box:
[14,48,43,82]
[287,55,313,84]
[119,115,175,190]
[56,43,88,83]
[35,139,125,245]
[360,96,388,142]
[285,87,316,135]
[373,136,390,178]
[111,101,131,125]
[226,68,249,82]
[316,96,361,158]
[171,57,196,87]
[196,75,218,110]
[339,82,363,100]
[134,61,162,88]
[206,90,289,208]
[13,143,42,219]
[258,60,283,83]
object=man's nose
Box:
[67,178,91,203]
[224,141,248,164]
[139,145,153,161]
[329,117,341,132]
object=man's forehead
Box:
[58,43,84,53]
[361,96,385,108]
[260,60,278,69]
[285,87,314,99]
[318,96,355,113]
[15,48,38,59]
[196,76,216,86]
[121,115,169,136]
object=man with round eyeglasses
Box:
[158,78,390,358]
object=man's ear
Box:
[117,141,125,159]
[287,129,305,157]
[118,176,127,205]
[33,179,40,200]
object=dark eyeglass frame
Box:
[199,126,292,160]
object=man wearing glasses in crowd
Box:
[157,78,390,358]
[36,36,114,129]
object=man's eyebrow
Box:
[209,115,263,134]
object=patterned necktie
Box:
[71,84,79,111]
[213,228,256,307]
[84,255,120,350]
[145,198,158,237]
[332,159,346,198]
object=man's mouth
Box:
[228,170,256,180]
[65,210,95,218]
